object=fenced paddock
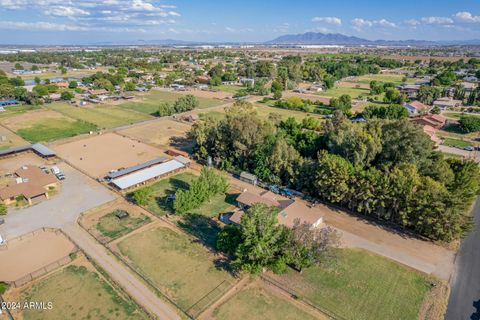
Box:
[0,228,77,287]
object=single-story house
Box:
[0,165,58,205]
[404,101,429,115]
[411,114,446,129]
[433,97,462,110]
[229,190,324,229]
[398,84,421,98]
[88,89,109,96]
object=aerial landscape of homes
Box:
[0,2,480,320]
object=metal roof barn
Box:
[111,159,185,190]
[107,157,168,179]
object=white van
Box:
[51,166,61,175]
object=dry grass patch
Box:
[115,226,236,311]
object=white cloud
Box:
[351,18,396,30]
[43,6,90,17]
[421,16,454,25]
[453,11,480,23]
[404,19,420,26]
[0,20,145,32]
[0,0,180,31]
[312,16,342,26]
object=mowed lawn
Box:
[321,86,371,98]
[346,74,416,85]
[117,226,236,311]
[20,264,147,320]
[96,210,151,241]
[135,171,236,218]
[443,138,473,149]
[48,103,152,129]
[16,118,97,143]
[268,249,432,320]
[120,90,224,115]
[213,287,319,320]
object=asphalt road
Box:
[446,197,480,320]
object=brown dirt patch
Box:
[0,125,27,149]
[53,132,166,178]
[118,118,192,148]
[0,229,76,282]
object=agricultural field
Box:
[120,90,225,115]
[212,285,322,320]
[48,103,152,129]
[115,226,236,312]
[132,171,236,218]
[0,125,27,150]
[0,104,42,120]
[2,108,97,143]
[267,249,435,320]
[5,256,148,320]
[118,118,192,148]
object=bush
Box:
[0,202,7,215]
[458,115,480,133]
[0,282,9,294]
[131,187,153,206]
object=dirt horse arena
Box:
[0,229,76,284]
[53,132,166,178]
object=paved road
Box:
[446,197,480,320]
[63,225,181,320]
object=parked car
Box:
[56,173,65,180]
[464,146,475,151]
[51,166,61,175]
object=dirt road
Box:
[63,225,181,320]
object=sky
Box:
[0,0,479,45]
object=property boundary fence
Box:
[260,274,347,320]
[186,280,233,319]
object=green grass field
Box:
[346,74,416,85]
[443,138,473,149]
[134,172,235,218]
[16,118,97,142]
[199,111,226,121]
[443,112,480,120]
[120,90,224,115]
[0,105,42,119]
[20,264,147,320]
[214,85,244,94]
[268,249,433,320]
[213,287,318,320]
[117,226,235,311]
[321,86,371,99]
[48,103,151,129]
[96,210,151,241]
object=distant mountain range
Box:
[266,32,480,46]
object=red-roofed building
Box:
[404,101,430,115]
